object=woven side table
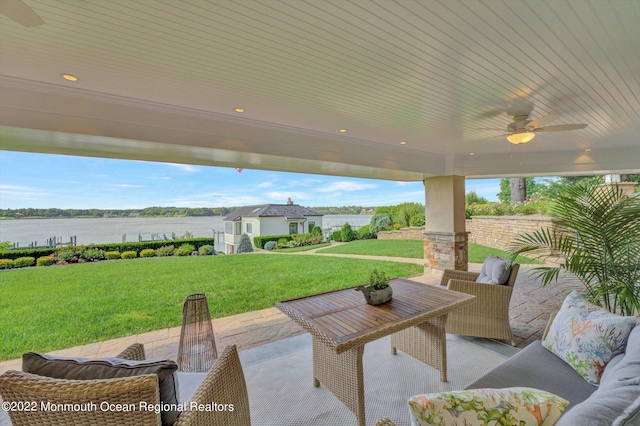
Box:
[177,294,218,372]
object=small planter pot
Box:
[355,285,393,305]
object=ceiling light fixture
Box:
[339,129,347,133]
[585,148,592,152]
[61,73,78,82]
[507,132,535,144]
[469,152,475,156]
[234,107,245,113]
[400,141,407,145]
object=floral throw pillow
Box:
[408,387,569,426]
[542,290,636,385]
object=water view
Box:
[0,215,373,248]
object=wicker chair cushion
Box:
[476,254,511,285]
[23,352,179,426]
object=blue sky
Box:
[0,151,500,209]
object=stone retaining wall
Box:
[465,215,558,252]
[378,215,559,253]
[377,226,425,240]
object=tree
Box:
[510,178,526,202]
[236,234,253,253]
[498,177,548,202]
[370,213,392,234]
[465,191,489,204]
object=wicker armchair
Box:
[441,264,520,346]
[0,343,250,426]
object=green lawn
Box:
[0,254,422,360]
[317,239,538,264]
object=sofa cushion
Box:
[23,352,179,426]
[542,291,636,385]
[467,340,597,407]
[408,387,568,426]
[476,254,511,284]
[556,323,640,426]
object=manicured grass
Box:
[0,254,422,360]
[274,242,332,252]
[317,239,538,264]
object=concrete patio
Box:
[0,258,582,375]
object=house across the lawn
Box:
[223,198,323,254]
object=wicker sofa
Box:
[0,343,250,426]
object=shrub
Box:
[174,243,195,256]
[277,238,289,246]
[236,234,253,253]
[13,257,35,268]
[37,256,54,267]
[81,248,105,262]
[140,249,156,258]
[357,224,376,240]
[54,247,84,264]
[264,241,277,250]
[0,248,56,261]
[198,245,213,255]
[311,226,322,236]
[341,223,357,242]
[254,234,292,248]
[156,245,175,257]
[121,251,137,259]
[370,213,392,234]
[105,251,121,260]
[0,259,14,269]
[409,214,425,227]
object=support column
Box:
[423,176,468,276]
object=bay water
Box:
[0,215,372,248]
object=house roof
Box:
[0,1,638,179]
[224,204,324,221]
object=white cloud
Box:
[316,181,378,193]
[257,181,273,189]
[166,163,199,173]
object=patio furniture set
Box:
[1,257,637,425]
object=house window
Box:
[308,220,315,232]
[246,222,253,234]
[235,222,242,235]
[225,222,233,235]
[289,222,298,234]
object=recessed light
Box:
[584,148,592,152]
[61,73,78,82]
[400,141,407,145]
[469,152,475,156]
[234,107,245,113]
[339,129,347,133]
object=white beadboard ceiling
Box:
[0,0,638,180]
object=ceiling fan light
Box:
[507,132,535,144]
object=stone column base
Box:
[423,231,469,277]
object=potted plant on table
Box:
[356,268,393,305]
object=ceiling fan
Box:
[0,0,45,27]
[478,113,588,145]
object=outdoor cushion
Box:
[22,352,179,426]
[555,323,640,426]
[542,291,636,385]
[408,387,568,426]
[466,340,597,407]
[475,254,511,284]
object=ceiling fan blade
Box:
[527,114,561,129]
[535,124,588,132]
[0,0,45,27]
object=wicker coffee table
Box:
[276,278,475,426]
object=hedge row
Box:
[0,238,214,260]
[253,234,294,249]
